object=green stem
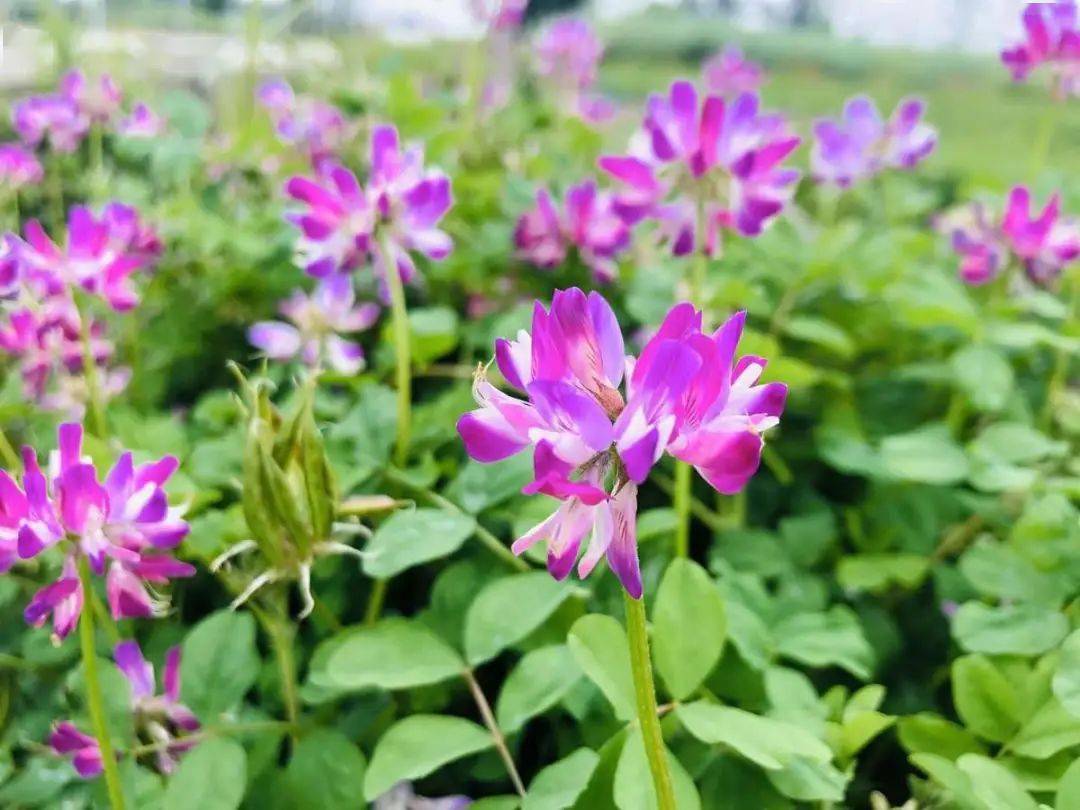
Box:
[672,461,692,558]
[653,470,723,533]
[259,609,299,740]
[0,426,20,472]
[90,589,121,645]
[384,238,412,468]
[49,166,65,232]
[1030,100,1063,178]
[464,670,526,796]
[689,196,709,305]
[624,592,676,810]
[77,558,125,810]
[74,293,107,439]
[363,579,388,626]
[89,124,105,200]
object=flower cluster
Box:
[942,185,1080,286]
[51,641,199,777]
[702,45,765,98]
[458,288,785,596]
[534,18,615,124]
[811,96,937,187]
[1002,2,1080,98]
[472,0,529,32]
[285,124,452,296]
[0,144,44,192]
[514,180,631,282]
[601,81,801,257]
[257,78,349,168]
[11,423,193,639]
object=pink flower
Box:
[60,70,123,123]
[514,181,631,282]
[811,96,936,187]
[702,46,764,97]
[248,274,380,374]
[472,0,529,32]
[117,103,165,138]
[12,96,88,153]
[257,79,349,167]
[600,81,800,257]
[1002,2,1080,97]
[457,288,785,596]
[0,143,43,190]
[17,423,193,638]
[49,721,103,778]
[536,18,604,91]
[285,163,373,279]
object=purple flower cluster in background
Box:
[702,45,765,98]
[457,288,785,597]
[811,96,937,187]
[534,18,616,124]
[257,78,349,168]
[0,144,43,192]
[1002,2,1080,98]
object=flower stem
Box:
[76,557,126,810]
[384,238,412,468]
[74,293,108,439]
[363,578,387,626]
[464,669,526,797]
[89,124,106,200]
[672,460,692,558]
[258,608,299,741]
[624,592,676,810]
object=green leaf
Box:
[613,728,701,810]
[957,754,1039,810]
[782,316,855,360]
[952,602,1069,656]
[652,559,727,700]
[765,757,848,803]
[286,729,366,810]
[163,738,247,810]
[571,730,628,810]
[497,645,582,734]
[676,701,832,770]
[363,715,493,801]
[180,610,260,719]
[363,508,476,579]
[897,713,986,760]
[773,606,874,679]
[1057,757,1080,810]
[952,655,1021,743]
[836,553,929,594]
[405,306,460,366]
[523,748,598,810]
[465,572,575,665]
[1009,698,1080,759]
[839,710,894,760]
[969,423,1067,465]
[910,753,983,810]
[724,599,774,671]
[951,344,1014,413]
[879,424,970,485]
[959,540,1068,606]
[445,454,533,514]
[566,615,635,721]
[322,618,464,692]
[1053,630,1080,717]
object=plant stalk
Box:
[384,237,412,468]
[77,557,126,810]
[260,609,300,740]
[672,460,692,558]
[0,427,20,472]
[363,578,388,626]
[464,670,526,797]
[624,592,676,810]
[75,293,108,438]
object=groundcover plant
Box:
[0,2,1077,808]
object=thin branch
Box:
[464,669,526,797]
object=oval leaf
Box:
[652,559,727,701]
[363,508,476,579]
[465,572,574,665]
[567,614,635,721]
[324,618,464,692]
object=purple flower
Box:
[375,782,472,810]
[1002,2,1080,97]
[514,181,631,282]
[117,103,165,138]
[702,46,765,97]
[536,18,604,91]
[1002,186,1080,283]
[257,78,349,167]
[60,70,123,123]
[12,95,88,153]
[457,288,784,596]
[50,641,200,779]
[248,274,379,374]
[941,203,1009,286]
[472,0,528,32]
[285,163,373,279]
[0,233,21,298]
[811,96,936,187]
[600,81,801,256]
[0,143,43,190]
[16,423,193,638]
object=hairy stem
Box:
[77,558,126,810]
[259,608,300,741]
[624,592,676,810]
[384,237,412,468]
[464,670,526,797]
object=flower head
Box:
[811,96,936,187]
[458,288,785,596]
[1002,2,1080,97]
[12,95,88,153]
[285,163,373,279]
[536,18,604,91]
[60,70,123,123]
[257,78,349,167]
[0,143,44,190]
[514,181,631,282]
[248,273,379,374]
[472,0,528,32]
[374,782,472,810]
[702,46,764,97]
[16,423,193,638]
[117,103,165,139]
[600,81,800,256]
[49,721,103,778]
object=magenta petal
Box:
[457,410,530,463]
[605,485,641,599]
[114,640,155,699]
[163,646,182,702]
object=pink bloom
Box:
[60,70,123,123]
[514,181,631,282]
[811,96,936,187]
[117,103,165,138]
[0,143,44,190]
[600,81,801,257]
[285,163,373,279]
[248,274,379,374]
[536,18,604,91]
[12,96,88,153]
[257,79,349,168]
[457,289,784,596]
[941,203,1009,286]
[0,233,21,298]
[18,423,193,637]
[49,721,102,778]
[472,0,529,32]
[1002,2,1080,97]
[702,46,765,97]
[1002,186,1080,283]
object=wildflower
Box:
[514,181,631,282]
[257,78,348,167]
[0,143,44,190]
[702,45,764,97]
[248,273,379,374]
[534,18,615,124]
[600,81,800,256]
[50,641,200,778]
[17,423,193,638]
[374,781,471,810]
[1002,2,1080,98]
[0,234,20,297]
[117,103,165,139]
[285,164,372,279]
[940,202,1009,286]
[811,96,936,187]
[457,288,785,596]
[12,95,88,153]
[60,70,123,124]
[472,0,528,32]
